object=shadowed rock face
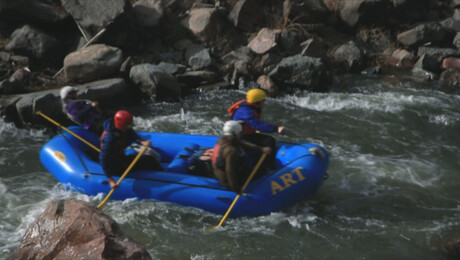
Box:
[7,199,152,260]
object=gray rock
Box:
[397,22,447,47]
[61,0,127,36]
[417,47,460,63]
[185,44,212,70]
[333,41,365,72]
[222,46,253,65]
[133,0,164,27]
[439,18,460,33]
[454,32,460,49]
[63,44,123,83]
[176,70,219,88]
[412,54,440,74]
[269,54,331,92]
[0,0,68,23]
[129,64,181,100]
[5,25,61,60]
[181,8,222,42]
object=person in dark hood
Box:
[211,120,272,192]
[99,110,163,189]
[60,86,104,135]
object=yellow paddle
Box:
[97,144,148,210]
[36,111,100,152]
[210,152,268,232]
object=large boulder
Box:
[181,7,222,42]
[60,0,127,37]
[333,41,365,72]
[7,199,151,260]
[269,54,331,92]
[63,44,123,83]
[417,47,460,63]
[247,28,282,55]
[0,78,131,128]
[397,22,448,48]
[0,0,68,24]
[185,44,212,70]
[132,0,164,27]
[129,64,182,101]
[5,25,62,62]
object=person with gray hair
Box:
[211,120,272,192]
[60,86,104,135]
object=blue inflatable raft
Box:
[39,127,329,217]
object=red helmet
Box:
[114,110,133,129]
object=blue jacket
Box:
[99,118,141,177]
[230,101,277,134]
[64,100,100,130]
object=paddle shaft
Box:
[97,145,148,209]
[215,152,268,228]
[36,111,100,153]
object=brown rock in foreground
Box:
[8,199,152,260]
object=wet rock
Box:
[252,53,282,75]
[63,44,123,83]
[397,22,447,48]
[417,47,460,63]
[412,54,440,74]
[453,32,460,49]
[269,54,331,92]
[1,78,130,127]
[7,199,151,260]
[185,44,212,70]
[129,64,181,101]
[333,41,365,72]
[439,68,460,89]
[361,66,382,76]
[0,67,31,94]
[256,75,279,97]
[176,70,219,89]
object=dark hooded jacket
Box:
[99,118,141,177]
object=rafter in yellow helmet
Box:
[246,88,266,103]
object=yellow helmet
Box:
[246,88,266,103]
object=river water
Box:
[1,75,459,259]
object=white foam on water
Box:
[134,113,224,136]
[281,91,450,113]
[428,113,460,126]
[0,119,47,142]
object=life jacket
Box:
[211,137,245,171]
[100,130,129,157]
[227,100,262,135]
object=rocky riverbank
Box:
[1,0,460,128]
